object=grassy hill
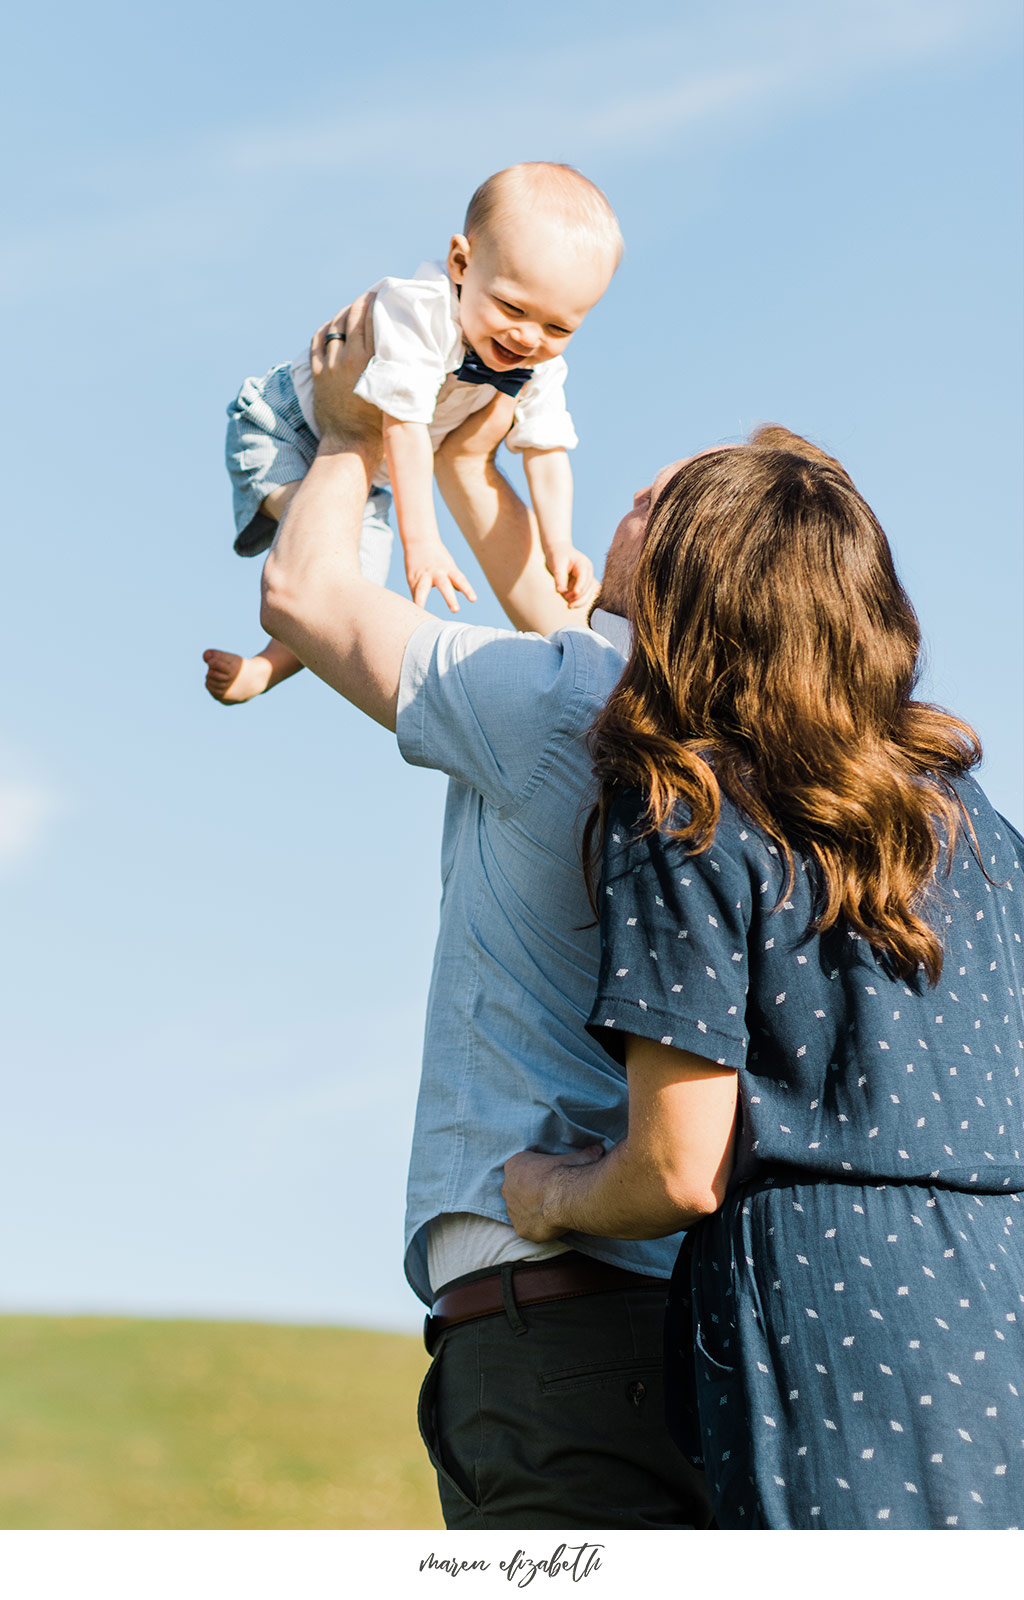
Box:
[0,1314,443,1529]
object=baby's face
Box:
[447,218,616,374]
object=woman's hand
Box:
[502,1145,605,1242]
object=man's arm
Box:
[260,303,427,731]
[434,413,588,636]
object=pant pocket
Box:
[416,1339,482,1521]
[539,1355,664,1395]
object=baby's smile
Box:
[488,335,534,368]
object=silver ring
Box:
[324,331,346,344]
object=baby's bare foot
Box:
[203,649,273,704]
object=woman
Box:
[502,428,1023,1530]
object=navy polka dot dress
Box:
[587,777,1024,1529]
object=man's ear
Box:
[447,233,471,284]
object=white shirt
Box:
[290,260,578,491]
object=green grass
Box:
[0,1314,443,1529]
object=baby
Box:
[204,162,622,704]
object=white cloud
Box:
[0,778,62,871]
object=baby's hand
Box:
[405,544,478,613]
[547,546,595,609]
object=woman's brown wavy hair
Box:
[585,426,982,984]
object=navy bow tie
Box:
[454,346,533,398]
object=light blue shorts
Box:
[225,362,393,585]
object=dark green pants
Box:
[418,1277,713,1530]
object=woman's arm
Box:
[502,1037,738,1241]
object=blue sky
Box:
[3,0,1021,1335]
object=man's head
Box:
[447,163,622,376]
[594,427,854,620]
[595,458,691,619]
[600,425,922,754]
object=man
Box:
[260,300,711,1530]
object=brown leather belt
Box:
[427,1250,667,1337]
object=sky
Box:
[2,0,1021,1337]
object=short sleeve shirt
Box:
[393,611,689,1304]
[290,261,577,492]
[587,783,1024,1195]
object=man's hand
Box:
[310,295,384,454]
[434,391,518,467]
[501,1145,605,1242]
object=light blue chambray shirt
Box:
[396,611,685,1305]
